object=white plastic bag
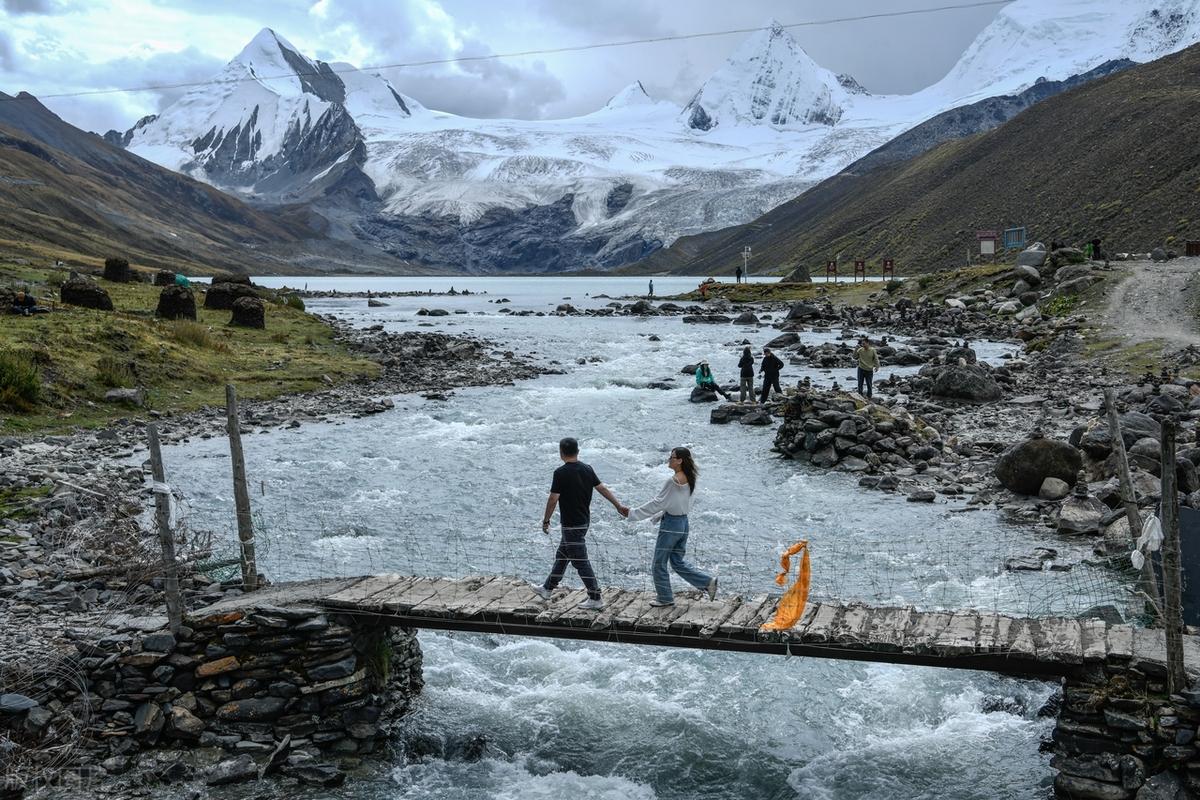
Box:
[1130,514,1163,570]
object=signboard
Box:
[980,239,996,256]
[1003,227,1028,250]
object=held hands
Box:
[617,505,630,518]
[541,519,550,535]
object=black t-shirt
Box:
[551,461,601,528]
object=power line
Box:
[2,1,1010,103]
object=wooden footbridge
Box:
[193,574,1200,680]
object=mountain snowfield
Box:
[120,0,1200,272]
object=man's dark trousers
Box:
[857,367,874,398]
[759,374,782,402]
[544,527,600,600]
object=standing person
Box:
[623,447,716,607]
[854,336,881,399]
[735,265,743,284]
[532,438,625,610]
[694,360,730,400]
[699,282,708,300]
[649,279,654,298]
[759,347,784,403]
[738,346,755,403]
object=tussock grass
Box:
[0,350,41,411]
[94,354,135,388]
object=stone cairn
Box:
[59,275,113,311]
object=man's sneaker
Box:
[530,583,551,601]
[580,598,605,610]
[706,577,718,601]
[649,598,674,607]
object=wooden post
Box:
[226,384,258,591]
[1105,389,1161,620]
[1160,418,1187,691]
[147,424,183,633]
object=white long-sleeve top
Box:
[628,476,693,522]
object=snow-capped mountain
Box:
[115,2,1200,273]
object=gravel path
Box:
[1106,256,1200,347]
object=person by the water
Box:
[854,336,881,398]
[694,360,730,400]
[532,437,626,610]
[621,447,716,607]
[738,346,755,403]
[648,279,654,298]
[758,347,784,403]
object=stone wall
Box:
[1,604,422,792]
[1054,663,1200,799]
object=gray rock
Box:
[732,311,759,325]
[1135,769,1188,799]
[134,701,165,737]
[260,734,292,778]
[1039,477,1071,500]
[216,697,287,723]
[1013,264,1042,285]
[931,365,1001,403]
[206,755,258,786]
[1015,250,1046,270]
[785,302,821,321]
[1054,773,1132,800]
[766,333,800,348]
[1151,247,1169,262]
[287,762,347,787]
[689,386,719,403]
[1058,495,1108,535]
[156,285,196,320]
[104,387,146,406]
[0,693,38,713]
[367,298,387,307]
[739,409,773,426]
[230,296,266,329]
[307,654,357,681]
[906,491,936,503]
[995,437,1083,496]
[1054,264,1093,284]
[166,706,205,739]
[142,632,177,653]
[60,275,114,311]
[203,281,258,310]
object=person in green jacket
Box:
[854,337,881,398]
[694,361,730,400]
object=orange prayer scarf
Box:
[760,540,811,631]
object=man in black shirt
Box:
[533,437,627,610]
[759,347,784,403]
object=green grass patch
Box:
[0,485,52,520]
[0,349,41,412]
[0,262,378,433]
[1043,294,1079,317]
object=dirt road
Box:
[1105,256,1200,348]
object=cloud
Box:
[308,0,567,118]
[2,0,60,13]
[530,0,671,39]
[0,31,14,71]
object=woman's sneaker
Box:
[649,599,674,607]
[706,577,718,601]
[530,583,551,601]
[580,598,605,610]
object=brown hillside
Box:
[626,43,1200,277]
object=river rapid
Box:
[160,277,1121,799]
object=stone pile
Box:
[59,275,113,311]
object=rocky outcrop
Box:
[60,275,114,311]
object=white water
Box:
[164,277,1121,799]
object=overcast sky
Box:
[0,0,1008,133]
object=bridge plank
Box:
[612,594,658,628]
[699,595,744,638]
[408,578,479,617]
[639,599,694,633]
[831,604,872,646]
[1040,618,1083,664]
[379,577,453,614]
[861,606,913,650]
[446,576,512,617]
[557,590,625,628]
[1105,624,1134,661]
[903,611,952,654]
[717,594,771,635]
[784,601,824,641]
[590,589,641,631]
[536,589,590,623]
[798,603,843,644]
[931,612,980,657]
[670,598,730,635]
[1005,619,1038,660]
[747,597,783,633]
[976,613,1002,653]
[323,575,410,610]
[484,580,549,619]
[1080,619,1108,662]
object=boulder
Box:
[1018,292,1039,307]
[0,693,38,713]
[1057,494,1108,535]
[942,346,977,365]
[105,388,146,407]
[995,437,1083,496]
[1015,247,1047,269]
[732,311,759,325]
[785,302,820,321]
[1117,412,1160,448]
[766,333,800,348]
[156,285,196,320]
[367,298,388,307]
[1151,247,1169,262]
[229,296,265,329]
[1079,427,1113,458]
[1058,276,1101,296]
[1052,247,1087,266]
[103,257,132,282]
[689,386,719,403]
[206,756,258,786]
[60,275,114,311]
[1011,279,1031,297]
[153,270,176,286]
[203,281,258,310]
[628,299,655,315]
[1013,264,1042,285]
[682,315,732,324]
[739,408,773,425]
[1054,264,1093,284]
[214,273,253,286]
[1039,477,1071,500]
[930,364,1001,402]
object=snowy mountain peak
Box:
[604,81,653,109]
[682,19,849,131]
[933,0,1200,103]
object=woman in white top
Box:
[624,447,717,607]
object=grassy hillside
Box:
[626,43,1200,277]
[0,261,377,433]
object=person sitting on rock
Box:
[694,360,730,400]
[11,291,42,316]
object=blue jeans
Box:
[652,514,712,602]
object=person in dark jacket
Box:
[737,346,755,403]
[759,347,784,403]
